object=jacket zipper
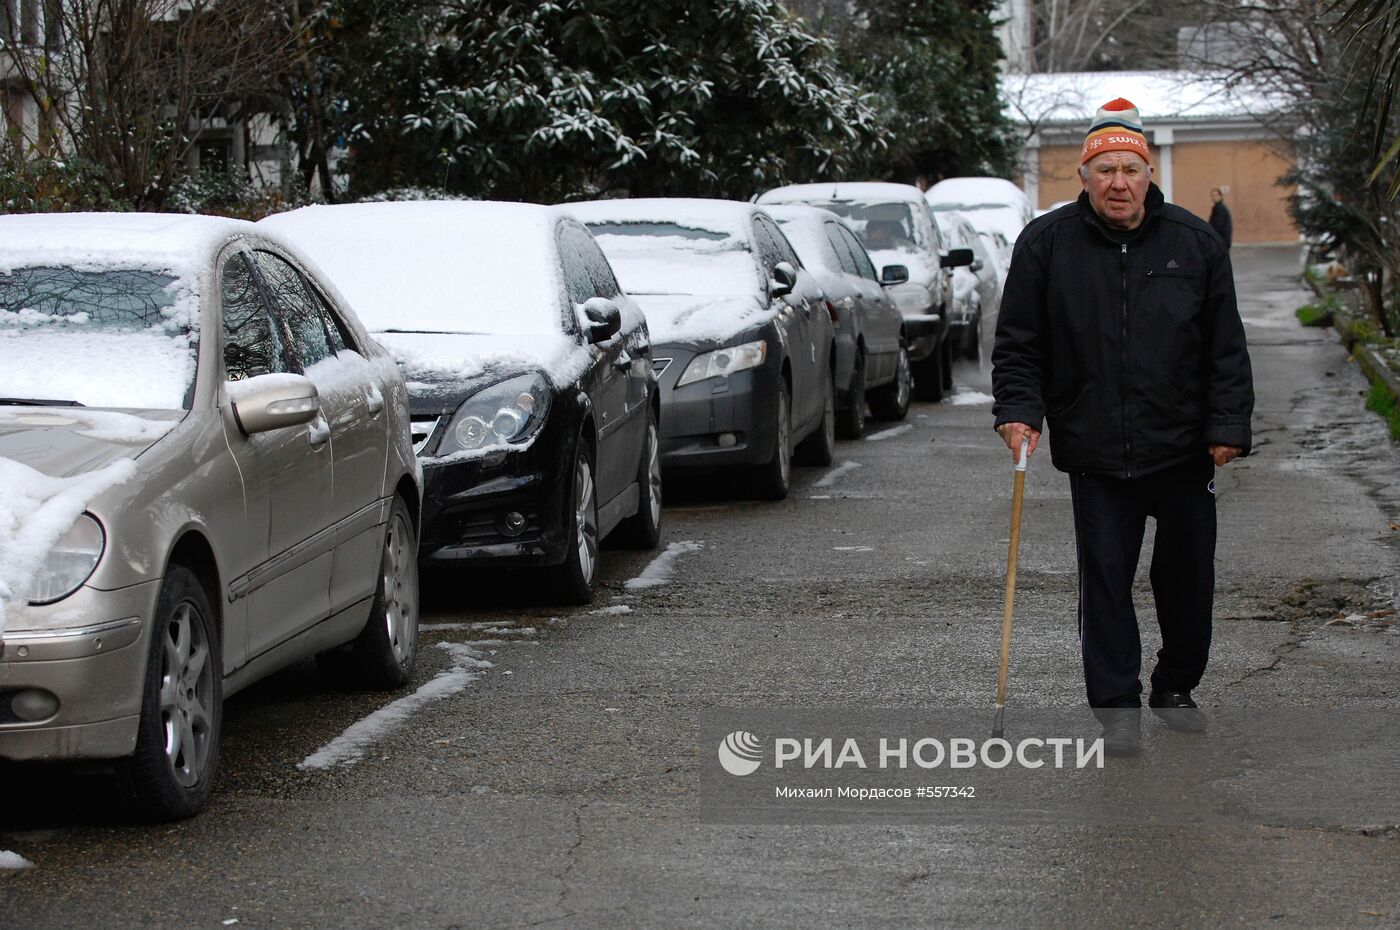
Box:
[1120,242,1132,478]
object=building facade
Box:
[1004,71,1297,244]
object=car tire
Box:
[835,351,866,440]
[913,341,945,402]
[353,496,420,689]
[966,312,983,362]
[796,372,836,466]
[753,379,792,500]
[117,564,222,821]
[549,435,600,604]
[613,408,663,550]
[869,343,911,421]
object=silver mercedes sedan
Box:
[0,213,421,820]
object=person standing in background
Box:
[1209,188,1233,248]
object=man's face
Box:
[1211,189,1223,204]
[1082,152,1151,230]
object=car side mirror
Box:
[770,261,798,298]
[580,296,622,344]
[228,373,320,435]
[880,264,910,285]
[941,248,975,269]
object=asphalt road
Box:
[3,246,1399,929]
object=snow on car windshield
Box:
[585,222,760,297]
[811,202,919,254]
[0,267,196,409]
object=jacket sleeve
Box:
[1202,243,1253,452]
[992,229,1049,432]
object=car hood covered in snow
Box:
[375,331,591,405]
[0,408,181,479]
[627,293,771,348]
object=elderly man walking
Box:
[991,99,1254,756]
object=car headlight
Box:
[28,513,105,605]
[435,372,552,456]
[887,282,932,315]
[676,340,767,388]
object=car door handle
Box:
[307,415,331,447]
[365,385,384,416]
[614,351,633,372]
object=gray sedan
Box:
[0,213,421,820]
[765,204,911,436]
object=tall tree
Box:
[797,0,1016,183]
[339,0,884,201]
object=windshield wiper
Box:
[0,397,85,406]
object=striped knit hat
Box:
[1081,98,1151,165]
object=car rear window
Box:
[0,266,197,409]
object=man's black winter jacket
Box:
[991,184,1253,478]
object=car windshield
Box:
[0,266,197,409]
[585,221,759,296]
[811,201,918,252]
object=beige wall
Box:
[1173,140,1296,244]
[1035,139,1297,244]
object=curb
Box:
[1301,274,1400,416]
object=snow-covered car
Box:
[764,204,911,435]
[756,182,971,402]
[924,177,1033,255]
[568,199,836,500]
[261,202,661,604]
[0,213,421,820]
[933,211,1002,362]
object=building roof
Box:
[1002,70,1290,130]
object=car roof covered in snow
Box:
[757,181,927,206]
[925,177,1028,209]
[0,212,254,276]
[260,201,571,336]
[566,198,761,237]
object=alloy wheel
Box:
[575,456,599,583]
[381,509,417,666]
[159,601,215,789]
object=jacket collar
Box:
[1077,183,1165,238]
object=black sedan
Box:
[261,202,661,603]
[568,199,837,500]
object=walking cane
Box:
[992,435,1030,739]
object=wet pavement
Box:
[3,246,1399,928]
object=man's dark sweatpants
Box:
[1068,456,1216,708]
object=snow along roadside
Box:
[864,424,913,441]
[297,643,492,771]
[624,540,704,591]
[0,850,33,870]
[813,460,862,488]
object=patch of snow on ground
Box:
[948,390,995,406]
[833,546,875,552]
[865,424,913,441]
[0,457,138,635]
[590,604,632,616]
[0,850,32,870]
[624,540,704,591]
[814,460,862,488]
[298,642,494,771]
